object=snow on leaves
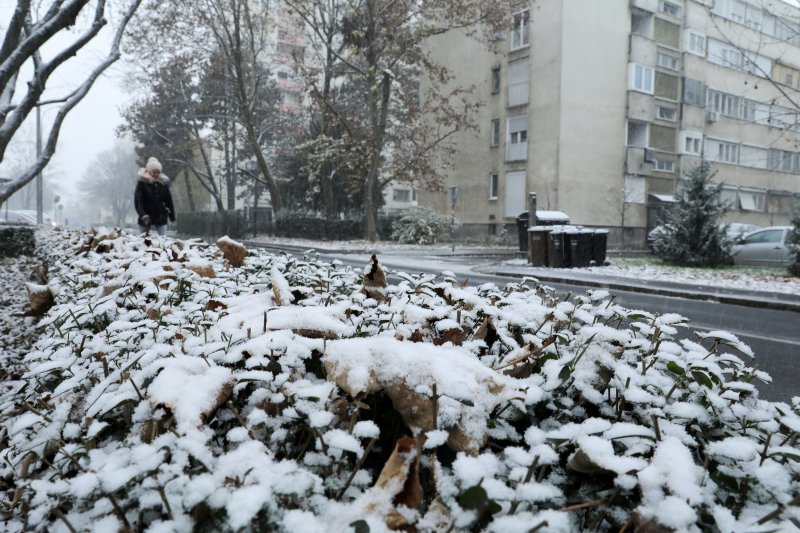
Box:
[0,229,797,532]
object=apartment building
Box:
[420,0,800,246]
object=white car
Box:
[0,210,37,225]
[731,226,794,267]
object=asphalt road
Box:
[251,243,798,402]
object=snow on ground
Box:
[0,229,798,532]
[254,235,800,295]
[508,258,800,295]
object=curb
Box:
[490,270,800,314]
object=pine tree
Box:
[788,203,800,277]
[654,161,732,267]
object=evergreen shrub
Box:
[653,161,732,267]
[0,225,35,257]
[390,207,451,244]
[788,205,800,277]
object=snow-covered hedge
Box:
[1,229,798,532]
[390,207,451,245]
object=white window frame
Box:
[738,188,766,212]
[507,58,529,107]
[657,52,679,70]
[686,30,706,57]
[506,115,528,161]
[510,10,530,50]
[657,106,677,121]
[624,175,646,204]
[682,131,703,155]
[629,63,654,94]
[653,159,676,172]
[707,138,739,164]
[489,173,499,200]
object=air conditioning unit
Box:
[706,110,720,123]
[644,148,656,163]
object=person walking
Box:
[134,157,175,236]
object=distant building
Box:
[420,0,800,246]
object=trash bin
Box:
[529,226,551,267]
[591,229,609,266]
[516,212,529,251]
[568,229,593,268]
[547,228,567,268]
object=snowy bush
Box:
[654,161,732,267]
[390,207,451,245]
[0,228,797,532]
[0,225,35,257]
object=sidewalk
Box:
[243,240,800,313]
[474,262,800,313]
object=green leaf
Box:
[349,520,369,533]
[266,361,282,375]
[666,361,685,375]
[487,499,502,515]
[458,485,488,511]
[692,370,713,389]
[558,365,572,380]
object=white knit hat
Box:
[145,157,162,172]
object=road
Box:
[250,243,798,402]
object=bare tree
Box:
[0,0,144,206]
[78,142,137,225]
[286,0,511,240]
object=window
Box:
[657,52,679,70]
[491,66,501,94]
[504,171,526,217]
[686,30,706,56]
[653,159,675,172]
[768,149,795,172]
[706,138,738,163]
[740,145,768,169]
[654,19,680,48]
[629,63,654,93]
[657,106,677,121]
[683,78,705,106]
[721,47,742,68]
[707,89,741,117]
[742,229,781,244]
[655,72,679,100]
[631,9,652,37]
[624,175,646,204]
[745,5,763,30]
[659,0,680,17]
[510,10,530,50]
[738,190,766,212]
[282,92,301,105]
[508,58,529,106]
[491,119,500,147]
[650,124,676,152]
[682,131,703,155]
[489,173,499,200]
[720,187,738,208]
[627,120,648,147]
[506,115,528,161]
[786,72,794,86]
[392,188,411,202]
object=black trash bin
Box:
[570,229,594,268]
[529,226,551,267]
[547,228,567,268]
[516,212,529,251]
[591,229,609,266]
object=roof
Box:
[536,210,570,221]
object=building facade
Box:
[420,0,800,246]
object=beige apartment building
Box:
[421,0,800,247]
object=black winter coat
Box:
[134,175,175,226]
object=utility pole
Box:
[36,105,43,225]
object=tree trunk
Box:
[182,166,197,211]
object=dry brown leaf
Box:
[362,254,387,302]
[186,264,216,278]
[199,381,234,424]
[369,437,423,529]
[26,283,54,316]
[216,237,247,267]
[205,299,228,312]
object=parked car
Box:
[730,226,794,267]
[722,222,759,241]
[15,209,57,228]
[0,210,37,225]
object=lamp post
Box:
[36,105,43,225]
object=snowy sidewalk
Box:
[477,262,800,313]
[245,237,800,312]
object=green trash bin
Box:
[529,226,551,267]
